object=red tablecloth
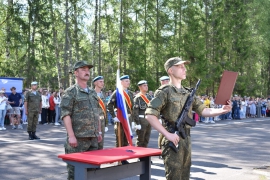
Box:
[58,146,161,165]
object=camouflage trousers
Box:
[135,117,151,147]
[65,137,98,180]
[27,111,39,132]
[98,118,105,150]
[158,133,164,149]
[161,131,191,180]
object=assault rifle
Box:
[168,79,201,153]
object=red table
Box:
[58,146,161,180]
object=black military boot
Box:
[28,131,33,140]
[32,132,40,139]
[121,160,129,165]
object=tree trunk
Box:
[155,0,159,86]
[5,0,13,61]
[73,1,80,61]
[118,0,123,70]
[27,0,38,85]
[98,0,101,75]
[49,0,62,88]
[104,0,112,60]
[92,0,98,78]
[144,0,147,78]
[63,0,70,89]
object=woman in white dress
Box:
[249,98,257,118]
[240,98,247,119]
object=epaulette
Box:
[157,84,170,90]
[64,85,76,92]
[63,85,79,97]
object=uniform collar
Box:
[75,84,90,93]
[30,90,37,93]
[169,84,189,94]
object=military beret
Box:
[73,61,93,71]
[31,81,38,85]
[93,76,104,82]
[159,76,170,81]
[137,80,147,86]
[164,57,190,72]
[120,75,129,80]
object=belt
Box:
[139,115,145,118]
[76,137,94,140]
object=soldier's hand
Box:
[131,122,135,129]
[113,117,120,123]
[25,110,28,115]
[165,133,179,147]
[98,134,102,142]
[68,136,78,147]
[135,124,141,130]
[222,100,232,112]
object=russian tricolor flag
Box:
[116,69,133,146]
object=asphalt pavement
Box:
[0,117,270,180]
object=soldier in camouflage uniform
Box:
[60,61,102,180]
[107,75,134,164]
[145,57,232,180]
[24,81,42,140]
[133,80,151,147]
[93,75,108,150]
[158,76,170,149]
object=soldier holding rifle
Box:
[145,57,232,179]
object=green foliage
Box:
[0,0,269,96]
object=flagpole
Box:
[117,0,123,150]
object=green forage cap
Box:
[164,57,190,72]
[73,61,93,71]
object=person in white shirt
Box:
[54,91,61,125]
[240,97,247,119]
[41,90,50,125]
[0,90,8,130]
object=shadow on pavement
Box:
[192,161,242,170]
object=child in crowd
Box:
[261,99,267,117]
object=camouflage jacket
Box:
[133,93,151,124]
[145,84,205,125]
[25,90,41,112]
[60,84,100,137]
[107,89,134,119]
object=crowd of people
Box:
[0,86,64,131]
[1,86,270,131]
[195,95,270,124]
